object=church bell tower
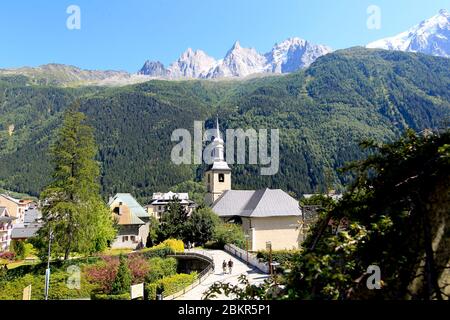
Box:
[205,117,231,206]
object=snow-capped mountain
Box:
[266,38,332,73]
[139,37,332,79]
[367,9,450,58]
[168,48,217,78]
[205,41,269,78]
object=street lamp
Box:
[244,234,250,264]
[44,230,54,300]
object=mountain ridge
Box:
[0,48,448,201]
[139,37,332,79]
[367,9,450,57]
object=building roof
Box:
[24,208,42,224]
[0,207,9,216]
[0,194,35,206]
[0,194,21,205]
[113,205,145,225]
[208,161,231,171]
[11,226,40,239]
[108,193,148,218]
[152,191,189,201]
[212,188,302,218]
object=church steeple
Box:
[212,115,226,163]
[205,116,231,206]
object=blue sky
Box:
[0,0,448,72]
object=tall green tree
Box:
[36,102,116,260]
[287,129,450,300]
[157,200,189,242]
[184,207,219,245]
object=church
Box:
[205,119,302,251]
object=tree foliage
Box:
[111,254,132,295]
[206,129,450,300]
[35,102,116,260]
[1,49,449,200]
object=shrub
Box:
[213,223,245,249]
[184,207,219,245]
[0,271,94,300]
[84,254,150,294]
[10,241,35,260]
[127,253,151,284]
[146,257,177,283]
[0,252,15,262]
[145,273,197,300]
[256,250,301,269]
[91,292,130,300]
[140,246,174,258]
[84,256,119,293]
[152,239,184,253]
[10,240,26,260]
[110,255,132,295]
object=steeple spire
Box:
[209,116,229,170]
[216,115,221,141]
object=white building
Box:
[109,193,149,249]
[145,191,196,220]
[0,207,16,251]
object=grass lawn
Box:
[100,248,133,256]
[6,258,40,269]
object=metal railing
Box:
[224,244,270,274]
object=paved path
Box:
[175,249,269,300]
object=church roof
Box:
[207,161,231,171]
[212,188,302,218]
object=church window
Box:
[218,173,225,182]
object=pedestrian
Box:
[228,259,234,274]
[222,260,227,274]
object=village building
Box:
[11,205,43,242]
[108,193,150,249]
[206,118,302,251]
[0,194,34,224]
[145,191,196,220]
[0,207,16,251]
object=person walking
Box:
[222,260,227,274]
[228,259,234,274]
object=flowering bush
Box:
[152,239,184,253]
[84,256,119,293]
[84,254,150,294]
[127,254,150,284]
[0,252,15,261]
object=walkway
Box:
[175,249,269,300]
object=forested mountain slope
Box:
[0,48,448,202]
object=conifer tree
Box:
[36,101,116,260]
[111,254,132,295]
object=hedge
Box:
[145,273,197,300]
[91,292,131,300]
[2,256,102,283]
[140,246,174,259]
[151,239,184,253]
[146,257,177,283]
[256,250,301,268]
[0,271,94,300]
